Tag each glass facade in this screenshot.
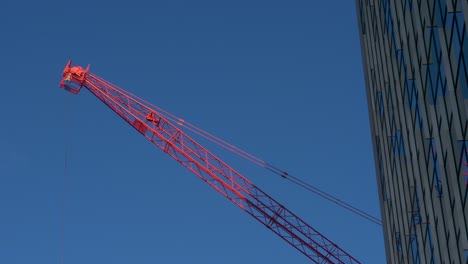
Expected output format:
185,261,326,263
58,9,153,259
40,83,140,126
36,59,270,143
355,1,468,263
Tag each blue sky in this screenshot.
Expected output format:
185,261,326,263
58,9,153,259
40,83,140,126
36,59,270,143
1,0,385,263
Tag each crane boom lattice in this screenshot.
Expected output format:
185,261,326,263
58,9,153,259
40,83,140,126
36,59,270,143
59,61,361,264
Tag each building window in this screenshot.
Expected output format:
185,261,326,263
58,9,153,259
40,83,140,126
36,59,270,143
395,232,403,253
446,12,468,98
428,139,443,197
392,131,405,157
405,0,413,11
406,79,418,109
457,141,468,186
410,234,420,264
412,188,421,225
382,0,393,36
377,91,384,116
424,25,448,105
406,79,423,129
463,150,468,186
426,224,435,264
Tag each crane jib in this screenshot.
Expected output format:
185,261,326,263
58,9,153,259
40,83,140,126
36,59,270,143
58,60,361,264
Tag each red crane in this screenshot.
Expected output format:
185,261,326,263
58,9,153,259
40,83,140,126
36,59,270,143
59,61,361,264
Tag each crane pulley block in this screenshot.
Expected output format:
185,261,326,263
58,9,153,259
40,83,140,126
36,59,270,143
60,60,90,95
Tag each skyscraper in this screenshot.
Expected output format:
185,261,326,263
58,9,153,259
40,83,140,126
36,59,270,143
355,1,468,263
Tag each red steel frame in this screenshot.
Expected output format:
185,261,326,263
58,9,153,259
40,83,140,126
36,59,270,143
59,61,361,264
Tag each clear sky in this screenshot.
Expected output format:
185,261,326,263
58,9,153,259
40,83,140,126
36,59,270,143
1,0,386,263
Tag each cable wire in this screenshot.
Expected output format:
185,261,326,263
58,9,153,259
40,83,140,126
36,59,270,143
105,84,382,226
61,93,71,264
